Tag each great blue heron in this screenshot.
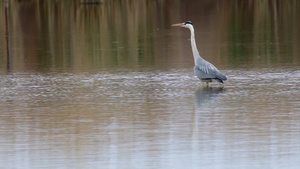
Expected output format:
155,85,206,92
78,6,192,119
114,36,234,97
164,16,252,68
172,21,227,87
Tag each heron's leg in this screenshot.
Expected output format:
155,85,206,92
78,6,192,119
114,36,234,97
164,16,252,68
206,82,209,88
201,81,205,87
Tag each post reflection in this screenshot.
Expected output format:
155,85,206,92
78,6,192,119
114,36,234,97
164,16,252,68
5,0,11,72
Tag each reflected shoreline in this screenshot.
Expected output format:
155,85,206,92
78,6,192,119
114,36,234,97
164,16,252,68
1,0,299,72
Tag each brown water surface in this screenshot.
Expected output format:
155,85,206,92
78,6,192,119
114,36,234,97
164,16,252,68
0,0,300,168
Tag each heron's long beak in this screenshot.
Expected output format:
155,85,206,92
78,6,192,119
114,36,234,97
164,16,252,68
171,23,184,27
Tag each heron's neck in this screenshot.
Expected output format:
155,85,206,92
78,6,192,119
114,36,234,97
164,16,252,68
190,27,202,64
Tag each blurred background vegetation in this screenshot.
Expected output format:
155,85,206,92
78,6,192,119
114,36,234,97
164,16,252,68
0,0,300,72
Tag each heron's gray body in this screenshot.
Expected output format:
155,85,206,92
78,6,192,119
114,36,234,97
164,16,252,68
172,21,227,85
194,58,227,83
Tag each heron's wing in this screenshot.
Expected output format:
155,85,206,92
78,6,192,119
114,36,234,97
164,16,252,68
194,60,227,81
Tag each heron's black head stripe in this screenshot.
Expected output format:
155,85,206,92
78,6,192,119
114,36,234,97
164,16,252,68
184,21,193,26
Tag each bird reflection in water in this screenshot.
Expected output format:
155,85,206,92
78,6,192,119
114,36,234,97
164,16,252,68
192,87,225,136
194,87,225,109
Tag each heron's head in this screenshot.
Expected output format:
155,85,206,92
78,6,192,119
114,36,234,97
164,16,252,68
172,21,193,29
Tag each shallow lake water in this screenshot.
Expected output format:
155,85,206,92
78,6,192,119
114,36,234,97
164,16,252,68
0,0,300,169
